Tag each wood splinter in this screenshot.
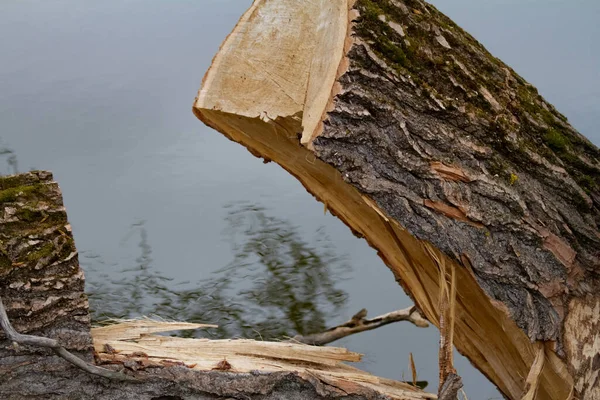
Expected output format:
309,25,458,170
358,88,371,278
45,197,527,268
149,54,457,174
521,343,546,400
426,243,463,400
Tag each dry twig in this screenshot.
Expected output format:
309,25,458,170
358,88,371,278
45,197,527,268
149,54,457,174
289,306,429,346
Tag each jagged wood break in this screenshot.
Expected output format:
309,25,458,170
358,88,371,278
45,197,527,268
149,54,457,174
0,172,433,400
193,1,600,399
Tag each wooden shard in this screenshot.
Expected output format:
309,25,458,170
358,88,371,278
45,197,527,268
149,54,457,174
92,320,435,400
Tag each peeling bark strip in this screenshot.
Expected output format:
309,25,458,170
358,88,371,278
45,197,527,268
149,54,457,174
1,171,434,399
193,0,599,398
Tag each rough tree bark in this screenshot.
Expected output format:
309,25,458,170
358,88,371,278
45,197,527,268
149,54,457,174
0,172,433,400
193,0,600,398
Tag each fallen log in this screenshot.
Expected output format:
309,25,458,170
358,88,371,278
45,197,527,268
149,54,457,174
193,1,600,398
0,171,434,399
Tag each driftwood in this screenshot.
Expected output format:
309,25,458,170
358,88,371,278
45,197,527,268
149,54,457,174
0,171,434,399
193,0,600,398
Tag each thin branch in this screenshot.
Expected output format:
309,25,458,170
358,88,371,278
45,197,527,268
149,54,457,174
289,306,429,346
0,296,136,382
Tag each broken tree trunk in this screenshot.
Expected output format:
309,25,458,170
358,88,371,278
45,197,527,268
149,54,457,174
0,171,434,400
193,1,600,398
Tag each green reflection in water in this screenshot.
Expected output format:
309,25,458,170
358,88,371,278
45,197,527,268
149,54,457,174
0,139,19,175
87,202,350,340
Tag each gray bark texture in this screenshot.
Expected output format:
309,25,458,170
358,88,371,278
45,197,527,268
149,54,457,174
0,172,400,400
316,0,599,344
0,171,91,356
311,0,599,396
1,366,390,400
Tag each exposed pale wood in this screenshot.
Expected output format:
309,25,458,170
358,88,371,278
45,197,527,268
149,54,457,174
92,320,436,400
193,0,600,398
94,327,363,366
92,319,217,342
197,0,351,145
521,343,545,400
410,352,418,388
430,243,458,395
563,296,600,398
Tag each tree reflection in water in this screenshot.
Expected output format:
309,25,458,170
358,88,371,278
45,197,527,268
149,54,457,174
0,139,19,175
87,203,349,340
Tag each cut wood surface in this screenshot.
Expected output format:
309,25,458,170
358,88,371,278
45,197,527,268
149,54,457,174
0,171,434,399
194,1,600,398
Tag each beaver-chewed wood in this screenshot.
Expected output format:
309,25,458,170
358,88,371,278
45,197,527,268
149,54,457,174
0,171,433,400
193,1,600,398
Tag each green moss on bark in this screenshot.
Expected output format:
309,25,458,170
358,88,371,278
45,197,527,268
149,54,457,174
16,208,44,223
25,242,55,263
0,183,52,205
0,185,38,204
354,0,598,198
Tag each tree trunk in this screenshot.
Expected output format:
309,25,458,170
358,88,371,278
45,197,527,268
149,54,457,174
193,1,600,398
0,171,433,400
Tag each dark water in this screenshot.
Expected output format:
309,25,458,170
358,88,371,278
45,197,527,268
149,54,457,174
1,1,598,398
